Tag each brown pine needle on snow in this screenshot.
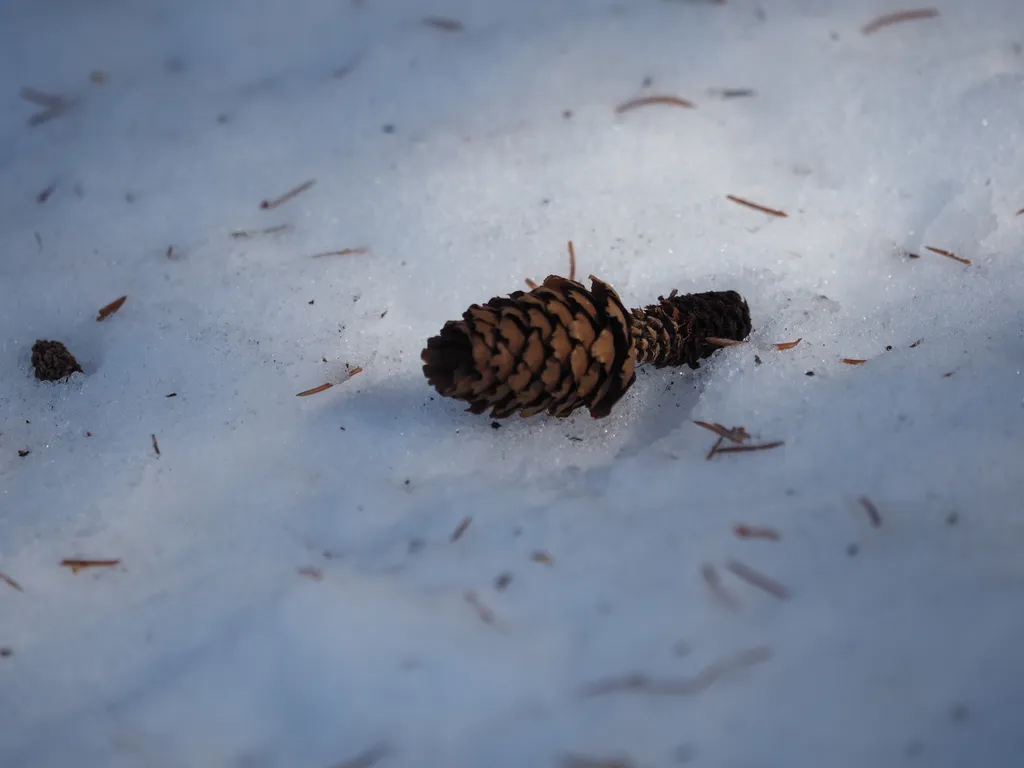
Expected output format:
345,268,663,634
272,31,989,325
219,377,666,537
713,441,784,455
693,421,750,444
463,590,498,625
775,338,802,350
310,247,369,258
726,194,788,217
19,86,63,108
297,382,333,397
734,524,781,541
842,358,868,365
861,9,939,35
859,496,882,527
705,436,725,460
706,336,745,347
615,95,695,113
260,179,316,210
450,516,472,541
296,367,362,397
423,16,464,32
96,295,127,321
531,550,554,565
61,559,121,574
924,245,971,265
726,559,790,600
579,646,772,697
230,224,292,239
1,572,24,592
701,563,739,607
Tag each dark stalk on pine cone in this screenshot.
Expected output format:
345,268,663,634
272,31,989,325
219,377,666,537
421,275,751,420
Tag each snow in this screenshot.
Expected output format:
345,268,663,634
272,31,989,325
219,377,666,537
2,0,1024,765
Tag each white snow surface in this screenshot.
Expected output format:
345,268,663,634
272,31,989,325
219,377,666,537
2,0,1024,766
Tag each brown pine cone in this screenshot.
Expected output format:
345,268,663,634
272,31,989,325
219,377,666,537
631,290,751,369
422,277,751,420
31,339,83,381
421,275,636,419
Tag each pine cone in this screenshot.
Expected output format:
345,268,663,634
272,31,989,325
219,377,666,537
631,290,751,369
422,275,636,419
31,339,83,381
422,277,751,420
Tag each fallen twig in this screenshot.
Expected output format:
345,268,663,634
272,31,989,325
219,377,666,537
151,433,161,457
861,8,939,35
96,295,127,322
734,524,781,541
310,247,369,258
726,194,788,217
230,224,292,239
701,563,739,607
1,572,24,592
615,94,695,113
693,421,749,444
713,441,784,455
260,179,316,210
451,516,472,542
859,496,882,527
579,645,772,697
424,16,464,32
726,559,790,600
924,245,971,265
61,559,121,574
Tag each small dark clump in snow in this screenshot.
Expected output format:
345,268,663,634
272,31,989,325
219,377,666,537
31,339,83,381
